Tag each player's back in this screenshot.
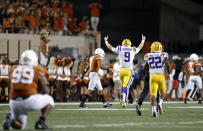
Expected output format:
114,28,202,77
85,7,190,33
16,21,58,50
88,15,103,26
0,64,9,76
188,61,201,75
10,65,43,99
89,55,102,73
145,52,168,74
118,46,136,69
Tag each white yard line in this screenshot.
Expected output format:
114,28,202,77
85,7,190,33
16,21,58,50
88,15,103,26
55,108,149,111
54,121,203,129
167,106,203,109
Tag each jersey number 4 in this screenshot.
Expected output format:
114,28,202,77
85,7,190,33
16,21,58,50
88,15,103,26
149,57,162,69
12,67,34,84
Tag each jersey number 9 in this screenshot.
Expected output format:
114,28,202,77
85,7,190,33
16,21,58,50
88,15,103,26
124,52,130,62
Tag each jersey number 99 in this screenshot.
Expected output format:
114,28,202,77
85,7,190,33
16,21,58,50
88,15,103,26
12,67,34,84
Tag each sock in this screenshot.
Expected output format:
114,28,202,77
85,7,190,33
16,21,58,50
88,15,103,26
137,101,142,106
159,99,163,105
80,95,83,101
121,86,124,100
39,116,46,122
152,106,156,113
99,94,106,103
123,87,127,96
82,94,89,103
185,89,191,98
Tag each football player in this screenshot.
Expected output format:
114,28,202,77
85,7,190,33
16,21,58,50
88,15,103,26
0,57,10,102
3,50,54,130
144,42,170,117
104,34,146,107
184,53,202,104
79,48,112,108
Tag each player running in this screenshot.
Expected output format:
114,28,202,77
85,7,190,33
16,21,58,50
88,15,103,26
79,48,112,108
144,42,170,117
184,53,202,104
104,34,146,107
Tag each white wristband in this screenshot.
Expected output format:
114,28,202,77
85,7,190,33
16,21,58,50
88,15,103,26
105,40,109,45
141,40,145,43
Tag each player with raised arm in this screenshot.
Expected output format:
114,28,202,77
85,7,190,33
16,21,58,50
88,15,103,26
144,42,170,117
104,34,146,107
3,50,54,130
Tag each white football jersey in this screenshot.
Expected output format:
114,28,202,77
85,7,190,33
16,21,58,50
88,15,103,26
112,46,139,69
0,64,9,77
145,52,168,74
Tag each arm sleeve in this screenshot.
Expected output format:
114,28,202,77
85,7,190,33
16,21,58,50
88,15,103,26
135,47,140,54
112,46,119,54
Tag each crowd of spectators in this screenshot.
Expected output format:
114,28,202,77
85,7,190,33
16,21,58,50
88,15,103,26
0,0,102,36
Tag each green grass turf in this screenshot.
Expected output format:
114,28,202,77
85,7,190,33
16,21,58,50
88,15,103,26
0,102,203,131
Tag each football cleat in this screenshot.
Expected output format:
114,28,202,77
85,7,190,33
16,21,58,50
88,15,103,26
184,98,187,104
103,103,112,108
158,104,163,115
152,111,158,117
136,104,142,116
198,100,202,104
79,103,87,108
3,114,11,130
35,120,52,130
120,93,126,107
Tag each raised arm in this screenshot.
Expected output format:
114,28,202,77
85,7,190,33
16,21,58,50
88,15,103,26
137,34,146,51
104,35,114,51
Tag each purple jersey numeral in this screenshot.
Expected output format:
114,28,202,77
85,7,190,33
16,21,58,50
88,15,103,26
124,52,130,62
149,56,162,69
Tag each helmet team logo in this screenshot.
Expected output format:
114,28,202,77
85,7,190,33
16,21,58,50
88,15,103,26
150,41,163,53
122,39,132,47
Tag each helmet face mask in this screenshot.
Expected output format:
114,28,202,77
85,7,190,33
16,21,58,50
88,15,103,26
122,39,132,47
150,42,163,53
20,50,38,66
190,53,199,61
95,48,105,58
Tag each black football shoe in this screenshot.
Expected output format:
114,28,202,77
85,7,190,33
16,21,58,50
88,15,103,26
35,120,52,130
79,103,87,108
3,113,11,130
103,103,112,108
136,103,142,116
198,100,202,104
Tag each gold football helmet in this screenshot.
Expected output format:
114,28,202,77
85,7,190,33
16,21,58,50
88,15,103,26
150,41,163,53
122,39,132,47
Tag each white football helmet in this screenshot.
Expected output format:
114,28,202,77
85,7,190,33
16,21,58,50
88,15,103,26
20,50,38,66
95,48,105,58
190,53,199,61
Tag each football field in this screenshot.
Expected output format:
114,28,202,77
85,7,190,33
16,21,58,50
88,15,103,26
0,101,203,131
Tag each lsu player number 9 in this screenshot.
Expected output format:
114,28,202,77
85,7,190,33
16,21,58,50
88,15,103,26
104,34,146,107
